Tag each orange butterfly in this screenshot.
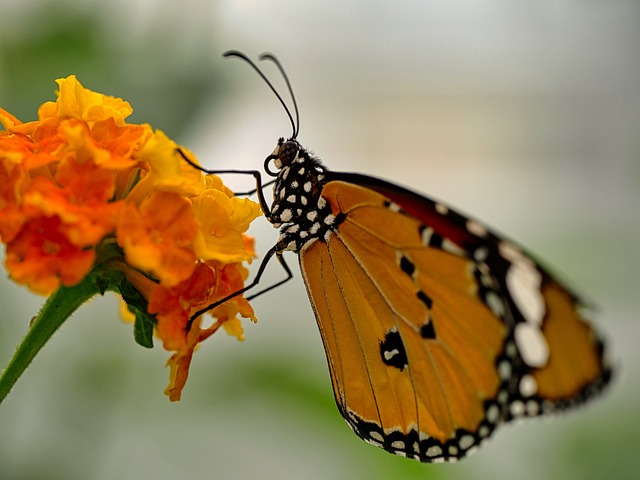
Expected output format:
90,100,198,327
187,51,613,463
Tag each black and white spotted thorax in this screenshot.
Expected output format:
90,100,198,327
266,138,342,253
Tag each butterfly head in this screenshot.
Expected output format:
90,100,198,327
264,137,301,175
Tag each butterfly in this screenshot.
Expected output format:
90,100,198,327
186,51,613,463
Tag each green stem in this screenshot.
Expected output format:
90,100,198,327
0,267,103,405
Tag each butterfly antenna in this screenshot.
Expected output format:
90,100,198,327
223,50,297,138
259,53,300,138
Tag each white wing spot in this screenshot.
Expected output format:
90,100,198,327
306,211,318,221
519,374,538,397
515,322,549,368
474,246,489,261
498,359,512,380
500,241,545,326
486,404,500,424
383,349,400,361
386,201,401,213
442,238,464,256
459,435,475,450
391,440,405,450
506,263,545,326
303,181,312,192
467,219,488,237
486,291,505,317
510,400,526,417
427,445,442,457
435,203,449,215
526,400,540,416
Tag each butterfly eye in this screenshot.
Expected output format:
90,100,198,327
278,140,299,167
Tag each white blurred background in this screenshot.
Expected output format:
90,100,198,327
0,1,638,479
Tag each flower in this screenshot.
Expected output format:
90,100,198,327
0,76,261,400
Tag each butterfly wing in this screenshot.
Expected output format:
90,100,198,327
298,176,611,463
332,172,612,415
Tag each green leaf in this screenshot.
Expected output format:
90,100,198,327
0,262,158,405
117,274,156,349
131,305,156,349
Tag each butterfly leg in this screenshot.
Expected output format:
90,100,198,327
175,148,273,218
188,246,292,324
245,251,293,301
233,179,276,197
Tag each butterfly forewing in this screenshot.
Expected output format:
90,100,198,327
299,181,515,461
528,281,610,408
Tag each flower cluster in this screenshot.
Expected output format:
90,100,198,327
0,76,261,400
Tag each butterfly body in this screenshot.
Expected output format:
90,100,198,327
266,140,336,252
262,136,612,463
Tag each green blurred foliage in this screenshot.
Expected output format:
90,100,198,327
0,6,225,138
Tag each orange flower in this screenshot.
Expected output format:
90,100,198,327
156,261,256,401
117,191,199,288
0,75,261,401
5,215,96,295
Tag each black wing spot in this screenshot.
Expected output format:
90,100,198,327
399,254,415,278
379,328,408,371
417,290,433,309
420,321,436,340
429,232,443,248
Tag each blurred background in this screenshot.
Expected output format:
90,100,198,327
0,1,638,479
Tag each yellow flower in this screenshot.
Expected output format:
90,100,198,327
192,188,262,263
0,75,261,400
